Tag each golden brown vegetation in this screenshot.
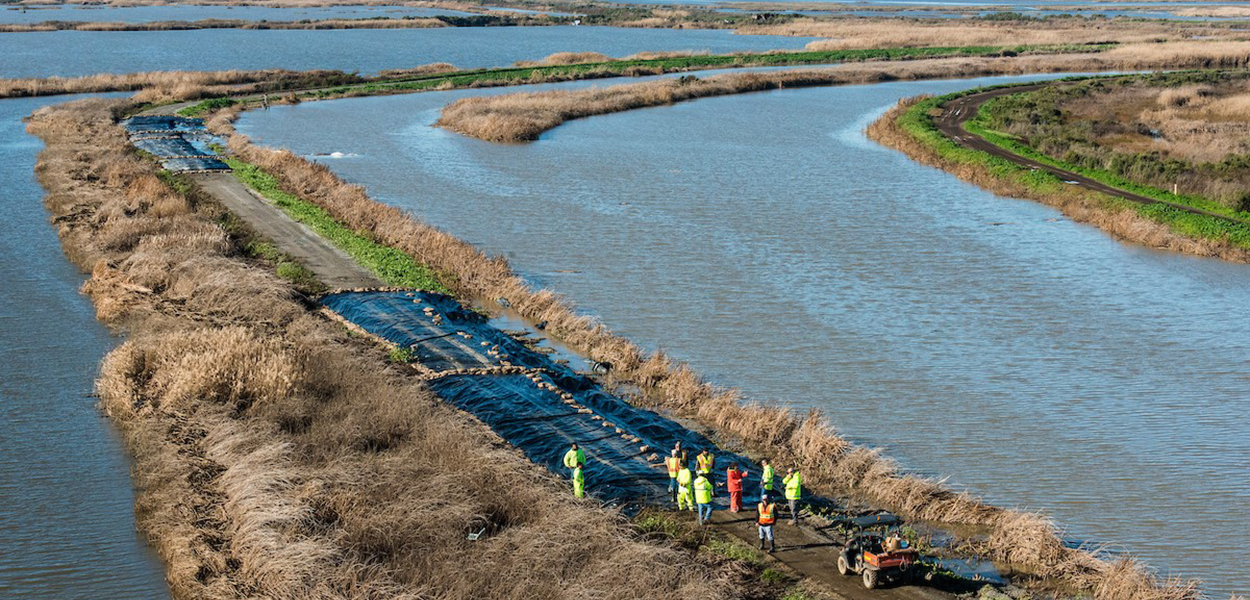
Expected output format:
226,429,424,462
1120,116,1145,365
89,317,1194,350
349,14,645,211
209,100,1202,598
0,68,363,102
739,17,1250,49
514,51,614,67
0,16,448,32
29,97,760,600
435,45,1250,143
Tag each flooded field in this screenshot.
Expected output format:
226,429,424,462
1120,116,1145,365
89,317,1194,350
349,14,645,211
0,27,813,79
238,72,1250,598
0,94,168,599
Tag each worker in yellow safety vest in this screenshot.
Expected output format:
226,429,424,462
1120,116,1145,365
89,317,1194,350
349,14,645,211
572,462,585,498
675,463,695,512
760,458,775,499
783,467,802,525
693,471,714,525
696,449,715,480
757,493,777,553
665,449,682,503
563,443,585,474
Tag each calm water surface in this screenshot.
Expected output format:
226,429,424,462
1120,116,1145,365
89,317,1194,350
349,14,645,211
0,94,169,599
0,27,813,78
239,72,1250,597
0,3,475,24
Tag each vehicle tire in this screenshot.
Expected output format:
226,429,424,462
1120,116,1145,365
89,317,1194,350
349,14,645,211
837,555,850,576
863,568,879,590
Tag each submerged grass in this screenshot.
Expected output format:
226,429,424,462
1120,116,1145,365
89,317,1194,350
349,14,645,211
224,156,448,292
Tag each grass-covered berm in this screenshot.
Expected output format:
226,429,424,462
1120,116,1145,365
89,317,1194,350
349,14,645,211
978,71,1250,213
207,91,1202,599
27,97,785,600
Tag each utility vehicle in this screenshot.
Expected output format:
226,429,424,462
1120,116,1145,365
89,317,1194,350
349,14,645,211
835,514,919,589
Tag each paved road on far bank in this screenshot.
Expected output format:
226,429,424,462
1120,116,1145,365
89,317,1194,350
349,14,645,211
936,83,1250,227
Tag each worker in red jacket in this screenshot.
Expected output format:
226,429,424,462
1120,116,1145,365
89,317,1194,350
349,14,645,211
725,463,747,512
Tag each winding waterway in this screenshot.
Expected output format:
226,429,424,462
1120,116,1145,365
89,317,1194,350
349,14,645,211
238,72,1250,598
0,26,822,599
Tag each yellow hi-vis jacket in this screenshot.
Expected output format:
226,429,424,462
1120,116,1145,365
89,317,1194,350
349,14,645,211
762,465,774,490
563,448,585,469
676,467,693,490
783,471,802,500
696,452,714,474
693,475,713,504
665,455,681,478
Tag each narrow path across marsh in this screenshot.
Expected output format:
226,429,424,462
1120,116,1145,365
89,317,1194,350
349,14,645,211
935,82,1250,227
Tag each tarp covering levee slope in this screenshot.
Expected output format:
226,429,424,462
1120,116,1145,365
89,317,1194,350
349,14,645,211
321,290,762,506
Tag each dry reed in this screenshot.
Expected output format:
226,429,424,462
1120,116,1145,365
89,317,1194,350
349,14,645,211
738,17,1250,49
208,90,1203,597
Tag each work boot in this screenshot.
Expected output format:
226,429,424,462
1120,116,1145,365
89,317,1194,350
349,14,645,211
769,541,776,553
758,540,765,550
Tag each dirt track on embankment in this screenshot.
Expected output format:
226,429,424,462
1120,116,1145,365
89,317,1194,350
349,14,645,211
935,82,1250,227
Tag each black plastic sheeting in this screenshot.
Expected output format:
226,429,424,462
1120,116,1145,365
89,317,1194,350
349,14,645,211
321,290,764,507
132,136,208,158
121,115,230,173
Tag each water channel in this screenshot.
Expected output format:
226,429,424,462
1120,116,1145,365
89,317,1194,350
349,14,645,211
0,26,814,79
237,71,1250,598
0,26,818,599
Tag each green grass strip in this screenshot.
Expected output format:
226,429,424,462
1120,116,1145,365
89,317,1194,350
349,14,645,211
223,156,449,292
896,81,1250,250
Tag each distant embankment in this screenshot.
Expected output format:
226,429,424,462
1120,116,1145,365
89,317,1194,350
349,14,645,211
436,42,1250,143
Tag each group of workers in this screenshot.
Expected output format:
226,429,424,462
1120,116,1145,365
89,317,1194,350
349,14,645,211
562,440,804,553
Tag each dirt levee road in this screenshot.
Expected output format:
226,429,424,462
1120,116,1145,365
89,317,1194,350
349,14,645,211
935,83,1250,226
194,172,380,289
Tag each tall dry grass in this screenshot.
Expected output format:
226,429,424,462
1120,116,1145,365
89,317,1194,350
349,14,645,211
209,92,1203,597
0,16,450,33
436,45,1250,143
29,97,755,600
514,52,614,67
0,68,364,101
738,17,1250,49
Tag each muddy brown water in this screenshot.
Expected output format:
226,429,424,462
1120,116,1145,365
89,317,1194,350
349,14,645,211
238,72,1250,598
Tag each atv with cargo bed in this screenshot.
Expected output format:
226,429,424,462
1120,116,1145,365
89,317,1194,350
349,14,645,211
835,514,920,589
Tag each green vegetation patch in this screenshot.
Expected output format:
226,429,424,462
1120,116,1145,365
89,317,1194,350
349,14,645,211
179,96,238,117
897,78,1250,251
223,156,448,292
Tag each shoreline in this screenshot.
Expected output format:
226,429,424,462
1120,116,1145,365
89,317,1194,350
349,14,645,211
203,89,1199,598
864,78,1250,263
22,61,1231,598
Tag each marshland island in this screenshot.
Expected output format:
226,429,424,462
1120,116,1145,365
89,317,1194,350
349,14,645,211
5,2,1249,600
